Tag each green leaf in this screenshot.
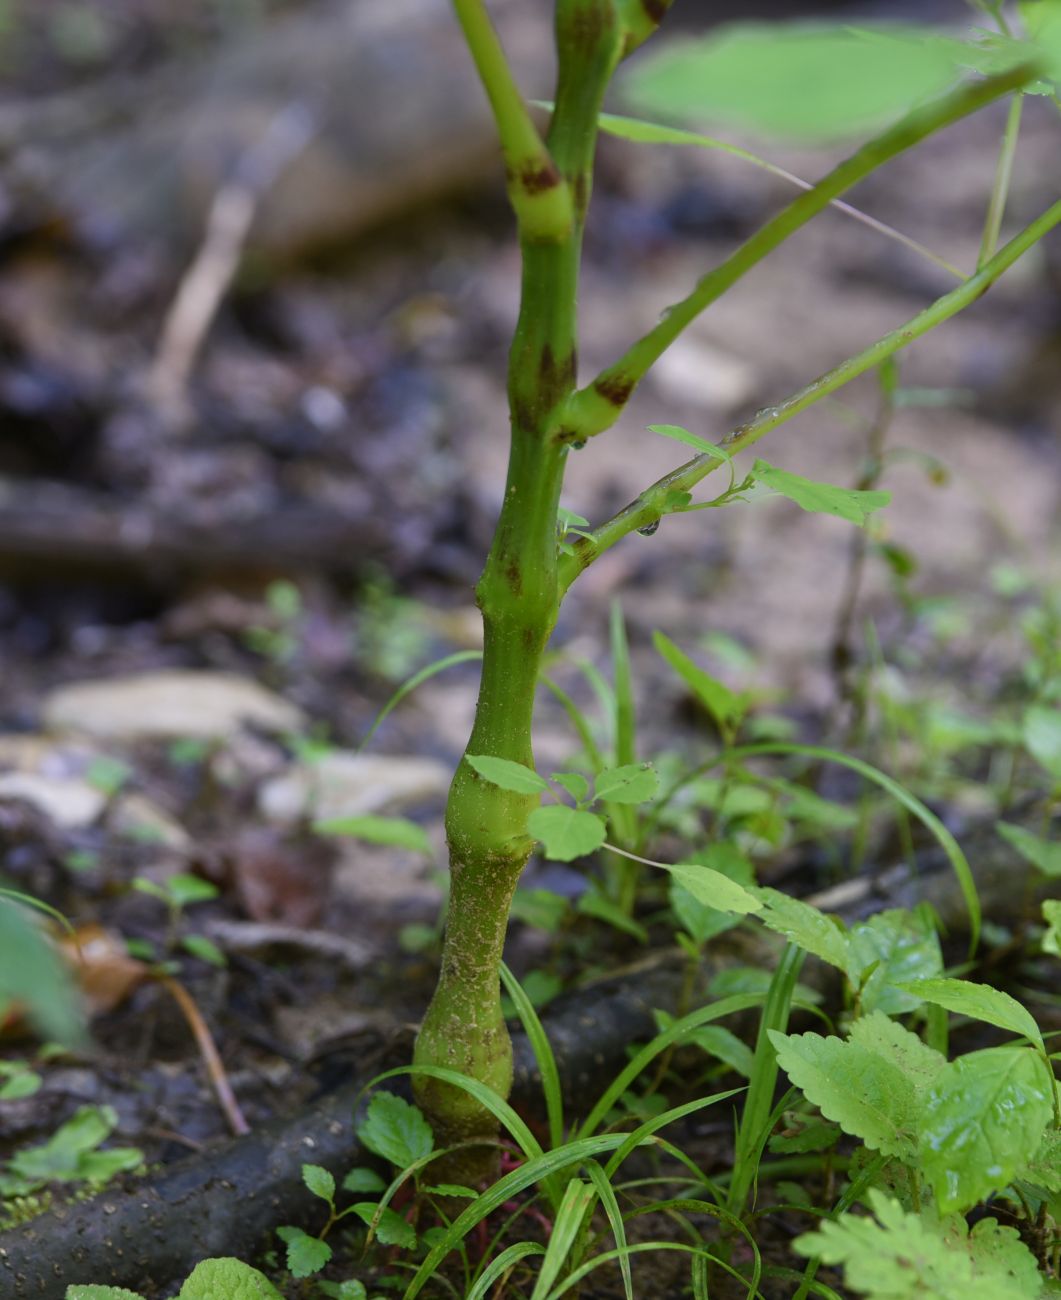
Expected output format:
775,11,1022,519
593,763,660,805
623,22,966,142
180,934,227,967
356,1092,434,1169
317,1284,368,1300
669,842,754,945
846,909,943,1015
301,1163,335,1204
276,1226,332,1279
754,887,850,970
648,423,732,462
769,1029,921,1158
919,1047,1055,1212
422,1183,478,1199
350,1202,417,1250
163,874,219,908
528,806,607,862
465,754,548,794
996,821,1061,877
1020,1125,1061,1193
66,1289,145,1300
576,885,648,942
662,863,761,916
847,1012,947,1094
1023,705,1061,778
178,1258,284,1300
342,1166,386,1194
0,897,84,1046
10,1105,118,1182
313,814,432,855
752,458,890,525
683,1024,756,1078
653,631,744,735
550,771,589,803
794,1189,1043,1300
510,887,568,933
897,976,1044,1051
0,1066,41,1100
1043,899,1061,958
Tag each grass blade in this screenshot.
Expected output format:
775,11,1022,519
529,1178,596,1300
358,650,482,750
466,1241,546,1300
584,1160,633,1300
501,963,564,1151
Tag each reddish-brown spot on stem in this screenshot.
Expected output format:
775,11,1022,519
594,373,635,407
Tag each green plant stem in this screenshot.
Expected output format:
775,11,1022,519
555,66,1034,443
414,0,622,1169
979,91,1024,267
451,0,573,242
558,193,1061,593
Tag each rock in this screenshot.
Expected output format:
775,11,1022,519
649,335,758,411
109,793,191,851
42,671,304,741
0,772,105,828
258,750,450,824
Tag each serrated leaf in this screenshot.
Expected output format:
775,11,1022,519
179,1257,284,1300
1023,705,1061,778
302,1163,335,1204
276,1226,332,1279
847,1012,947,1094
996,821,1061,877
528,806,607,862
794,1188,1043,1300
1020,1125,1061,1193
770,1029,919,1158
919,1047,1054,1213
356,1092,434,1169
769,1117,840,1154
653,631,743,735
846,910,943,1015
317,1284,367,1300
313,814,432,855
754,887,850,970
593,763,659,805
550,771,589,803
662,863,761,916
342,1166,386,1194
624,23,966,142
1043,899,1061,958
897,977,1044,1051
648,423,731,461
669,842,754,945
752,459,890,525
465,755,548,794
351,1202,417,1249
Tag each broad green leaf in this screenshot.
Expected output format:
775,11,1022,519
781,783,858,831
10,1105,118,1181
653,631,744,735
1043,899,1061,958
180,934,226,967
648,423,731,462
528,806,607,861
768,1116,840,1154
355,1092,434,1169
465,754,548,794
846,910,943,1015
66,1290,145,1300
662,863,761,916
670,841,754,945
1023,705,1061,779
165,874,219,907
752,459,890,525
996,821,1061,877
314,813,432,855
769,1029,919,1158
897,977,1044,1051
0,1069,41,1100
847,1013,947,1094
317,1283,368,1300
276,1226,332,1278
342,1166,385,1193
351,1202,417,1249
593,763,659,805
919,1047,1054,1212
794,1188,1043,1300
178,1258,284,1300
301,1163,335,1204
623,23,966,142
422,1183,478,1199
510,887,568,933
684,1024,756,1078
550,771,589,803
1020,1125,1061,1193
754,887,850,971
0,897,84,1046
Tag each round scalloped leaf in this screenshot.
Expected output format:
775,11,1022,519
66,1289,145,1300
178,1258,284,1300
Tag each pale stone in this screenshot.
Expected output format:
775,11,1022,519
110,793,191,850
258,750,451,824
649,336,757,411
42,671,304,741
0,772,105,828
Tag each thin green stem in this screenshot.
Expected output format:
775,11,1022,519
452,0,573,242
556,65,1035,443
558,193,1061,593
978,91,1023,267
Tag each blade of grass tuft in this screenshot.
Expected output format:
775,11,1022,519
530,1178,596,1300
465,1241,546,1300
584,1161,634,1300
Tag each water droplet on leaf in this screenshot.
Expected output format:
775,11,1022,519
637,519,660,537
570,439,587,450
